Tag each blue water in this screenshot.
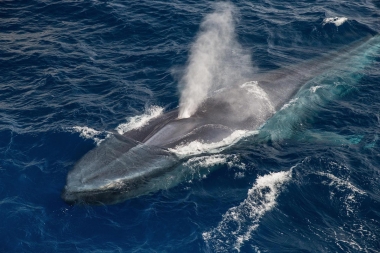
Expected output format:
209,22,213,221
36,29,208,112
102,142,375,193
1,0,380,252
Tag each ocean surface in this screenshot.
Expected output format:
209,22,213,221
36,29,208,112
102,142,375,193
1,0,380,252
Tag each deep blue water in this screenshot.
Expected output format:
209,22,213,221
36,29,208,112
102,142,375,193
1,0,380,252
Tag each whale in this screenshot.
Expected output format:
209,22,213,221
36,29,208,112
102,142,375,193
62,34,380,205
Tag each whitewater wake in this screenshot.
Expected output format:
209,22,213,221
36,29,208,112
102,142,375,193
203,168,293,252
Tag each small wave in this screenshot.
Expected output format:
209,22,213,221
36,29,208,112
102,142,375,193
227,155,247,178
279,97,299,111
317,172,365,216
317,172,365,195
71,126,110,145
183,155,229,180
323,17,348,27
310,85,324,93
183,154,247,179
115,106,164,135
169,130,257,158
184,155,228,168
203,169,293,252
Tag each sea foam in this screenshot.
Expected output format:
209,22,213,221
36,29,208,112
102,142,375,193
169,130,257,158
182,154,247,180
317,171,366,217
115,106,164,134
71,126,110,145
203,169,293,252
323,17,348,27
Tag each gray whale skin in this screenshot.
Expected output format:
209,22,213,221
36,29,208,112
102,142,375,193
62,35,379,205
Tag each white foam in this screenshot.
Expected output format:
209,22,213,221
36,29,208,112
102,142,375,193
169,130,257,158
279,97,299,111
184,155,228,168
317,172,365,195
182,155,229,179
234,172,245,179
227,155,246,170
317,172,365,216
203,169,293,252
72,126,110,145
323,17,348,27
310,85,323,93
115,106,164,134
182,154,247,180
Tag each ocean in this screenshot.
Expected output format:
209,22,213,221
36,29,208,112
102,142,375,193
1,0,380,252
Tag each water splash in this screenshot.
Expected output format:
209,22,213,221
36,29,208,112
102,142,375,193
115,106,164,134
169,130,256,158
71,126,110,145
203,169,293,252
322,17,348,27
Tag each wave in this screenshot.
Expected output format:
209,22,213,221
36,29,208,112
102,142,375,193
71,126,110,145
323,17,348,27
183,154,247,180
169,130,258,158
115,106,164,134
203,168,293,252
316,171,366,217
70,106,164,145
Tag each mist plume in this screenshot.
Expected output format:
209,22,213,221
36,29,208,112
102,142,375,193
178,2,253,119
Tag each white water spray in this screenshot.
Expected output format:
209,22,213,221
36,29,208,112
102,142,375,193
178,2,253,118
203,169,293,252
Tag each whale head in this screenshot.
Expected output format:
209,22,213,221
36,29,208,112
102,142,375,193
62,134,179,204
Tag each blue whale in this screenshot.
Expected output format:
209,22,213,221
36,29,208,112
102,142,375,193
62,35,379,204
